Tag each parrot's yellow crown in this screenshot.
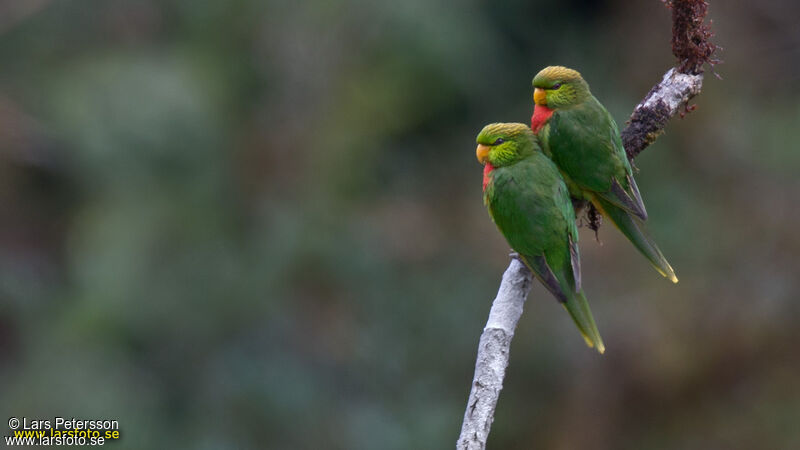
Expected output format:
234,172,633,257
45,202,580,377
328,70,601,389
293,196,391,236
535,66,584,83
479,123,532,140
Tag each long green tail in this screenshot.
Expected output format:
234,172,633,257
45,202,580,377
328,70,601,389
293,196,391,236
592,195,678,283
521,254,605,354
563,289,605,354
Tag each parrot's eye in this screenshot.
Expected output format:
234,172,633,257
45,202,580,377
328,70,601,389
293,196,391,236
493,138,505,145
551,82,562,89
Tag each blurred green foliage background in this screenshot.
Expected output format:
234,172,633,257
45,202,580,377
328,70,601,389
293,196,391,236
1,0,799,448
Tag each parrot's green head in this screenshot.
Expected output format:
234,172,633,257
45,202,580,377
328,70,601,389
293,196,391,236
475,123,538,167
532,66,591,109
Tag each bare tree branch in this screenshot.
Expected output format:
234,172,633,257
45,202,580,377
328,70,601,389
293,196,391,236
622,68,704,160
457,1,716,449
457,258,532,450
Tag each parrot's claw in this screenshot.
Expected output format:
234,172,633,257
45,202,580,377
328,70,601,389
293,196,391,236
587,204,603,243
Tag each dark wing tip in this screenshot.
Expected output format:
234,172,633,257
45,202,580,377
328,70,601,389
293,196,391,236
569,236,581,293
626,174,648,220
610,177,648,221
525,254,568,303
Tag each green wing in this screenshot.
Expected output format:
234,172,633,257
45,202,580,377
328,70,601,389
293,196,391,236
593,117,648,220
543,97,676,282
487,154,573,256
545,98,647,220
486,154,604,352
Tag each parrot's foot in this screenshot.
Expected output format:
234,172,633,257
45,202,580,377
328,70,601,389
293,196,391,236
587,204,603,243
571,198,589,215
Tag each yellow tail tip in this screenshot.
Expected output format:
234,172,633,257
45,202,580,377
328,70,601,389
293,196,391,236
580,334,605,354
658,266,678,283
665,263,678,283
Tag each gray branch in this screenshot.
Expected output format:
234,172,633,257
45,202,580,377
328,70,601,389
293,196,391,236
622,68,704,160
457,1,715,445
457,258,533,450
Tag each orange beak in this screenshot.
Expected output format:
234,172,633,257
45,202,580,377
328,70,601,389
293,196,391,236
533,87,547,106
476,144,490,164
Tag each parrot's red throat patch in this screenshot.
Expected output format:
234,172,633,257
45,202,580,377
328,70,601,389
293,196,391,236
482,163,494,191
531,105,554,133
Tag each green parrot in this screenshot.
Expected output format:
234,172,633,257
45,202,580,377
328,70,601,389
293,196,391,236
531,66,678,283
477,123,604,353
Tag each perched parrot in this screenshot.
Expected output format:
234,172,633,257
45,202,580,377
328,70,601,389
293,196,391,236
531,66,678,283
477,123,604,353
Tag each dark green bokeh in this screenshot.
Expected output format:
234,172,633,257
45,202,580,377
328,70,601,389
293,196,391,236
1,1,798,448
